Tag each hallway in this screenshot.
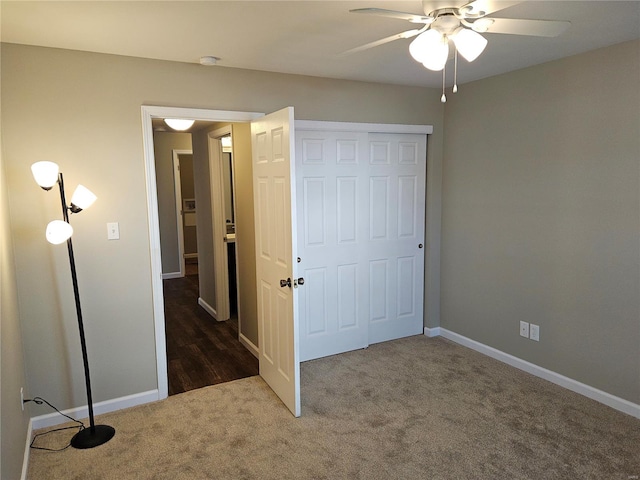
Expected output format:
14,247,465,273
163,268,258,395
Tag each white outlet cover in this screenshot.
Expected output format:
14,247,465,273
530,324,540,341
519,321,529,338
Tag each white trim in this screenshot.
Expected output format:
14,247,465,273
162,272,183,280
295,120,433,135
198,296,219,321
239,333,259,359
209,127,232,322
423,326,441,338
21,420,33,480
30,390,160,431
141,106,263,401
435,328,640,419
141,107,169,400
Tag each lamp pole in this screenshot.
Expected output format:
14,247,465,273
55,172,115,449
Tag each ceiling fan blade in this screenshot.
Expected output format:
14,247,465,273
340,29,424,56
457,0,521,17
350,8,434,24
484,18,571,37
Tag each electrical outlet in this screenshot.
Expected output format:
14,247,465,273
519,321,530,338
530,324,540,342
20,387,24,411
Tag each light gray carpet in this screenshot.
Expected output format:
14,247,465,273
27,336,640,479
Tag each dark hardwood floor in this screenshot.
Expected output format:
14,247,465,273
163,266,258,396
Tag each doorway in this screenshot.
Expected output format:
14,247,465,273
172,149,197,279
163,139,256,395
143,107,263,398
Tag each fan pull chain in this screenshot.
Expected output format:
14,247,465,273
453,48,458,93
441,66,446,103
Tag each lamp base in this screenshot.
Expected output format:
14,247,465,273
71,425,115,449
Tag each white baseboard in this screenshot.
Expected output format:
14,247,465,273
239,333,259,359
425,327,639,419
21,419,33,480
197,297,218,320
162,272,183,280
30,389,159,431
424,326,441,338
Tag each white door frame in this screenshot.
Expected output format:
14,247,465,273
208,126,232,322
141,106,263,400
172,149,193,278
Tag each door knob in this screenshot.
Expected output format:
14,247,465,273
294,277,305,288
280,278,292,288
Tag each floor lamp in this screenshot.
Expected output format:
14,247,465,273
31,161,115,449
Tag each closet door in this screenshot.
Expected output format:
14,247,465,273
296,130,370,361
366,133,426,344
297,127,427,361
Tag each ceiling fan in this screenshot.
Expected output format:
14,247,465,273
346,0,571,101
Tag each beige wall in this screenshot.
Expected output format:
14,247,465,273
153,131,193,274
441,40,640,403
1,42,443,412
1,117,31,479
191,127,216,314
232,123,259,346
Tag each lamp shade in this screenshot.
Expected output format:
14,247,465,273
452,28,488,62
164,118,195,131
46,220,73,244
70,184,97,211
409,29,449,71
31,161,60,189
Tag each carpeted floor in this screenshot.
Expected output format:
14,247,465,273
27,336,640,479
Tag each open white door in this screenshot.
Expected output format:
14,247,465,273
251,107,300,417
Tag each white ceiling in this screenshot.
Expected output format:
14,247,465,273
2,1,639,88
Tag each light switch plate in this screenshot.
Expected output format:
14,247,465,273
107,222,120,240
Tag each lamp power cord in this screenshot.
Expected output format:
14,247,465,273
24,396,86,451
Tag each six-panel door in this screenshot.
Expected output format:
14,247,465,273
252,107,300,417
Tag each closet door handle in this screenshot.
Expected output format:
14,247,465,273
280,278,292,288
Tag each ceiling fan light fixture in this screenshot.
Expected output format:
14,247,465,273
452,28,487,62
471,17,494,33
164,118,195,131
409,29,449,71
